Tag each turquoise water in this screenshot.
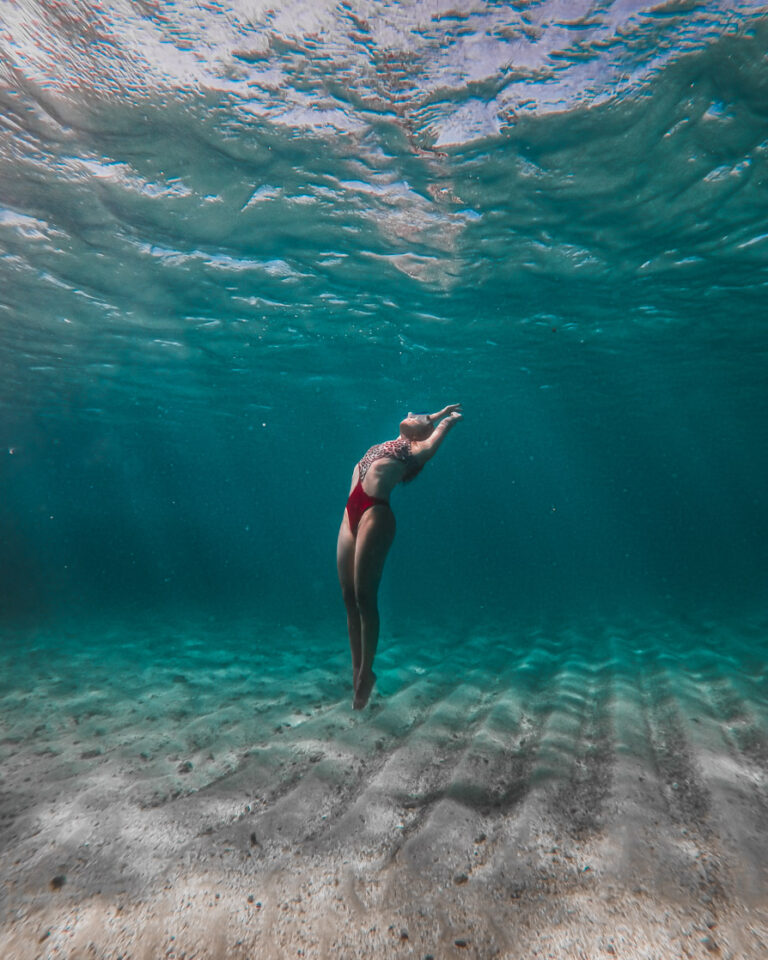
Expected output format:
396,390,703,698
2,5,768,627
2,4,768,955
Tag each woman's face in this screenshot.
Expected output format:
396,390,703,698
400,413,434,441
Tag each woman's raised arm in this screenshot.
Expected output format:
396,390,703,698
414,407,463,465
427,403,462,424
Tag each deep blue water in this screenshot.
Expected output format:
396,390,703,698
1,1,768,631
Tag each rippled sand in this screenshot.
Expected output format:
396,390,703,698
1,613,768,959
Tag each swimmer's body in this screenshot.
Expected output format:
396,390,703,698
336,404,463,709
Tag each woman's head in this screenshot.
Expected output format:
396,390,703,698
399,412,434,441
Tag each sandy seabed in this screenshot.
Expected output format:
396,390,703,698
1,612,768,960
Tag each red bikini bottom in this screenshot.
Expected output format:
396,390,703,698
345,480,389,536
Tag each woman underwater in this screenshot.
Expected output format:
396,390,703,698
337,404,463,709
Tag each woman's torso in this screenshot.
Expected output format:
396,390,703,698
350,438,421,500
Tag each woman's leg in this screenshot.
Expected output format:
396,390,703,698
336,515,361,686
353,505,396,709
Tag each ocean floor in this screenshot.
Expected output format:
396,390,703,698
1,612,768,959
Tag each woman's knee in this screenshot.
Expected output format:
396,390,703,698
355,588,378,616
341,585,357,610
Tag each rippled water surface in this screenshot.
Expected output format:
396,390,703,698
1,1,768,622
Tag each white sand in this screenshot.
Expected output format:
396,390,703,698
1,614,768,958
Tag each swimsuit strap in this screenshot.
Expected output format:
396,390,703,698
357,437,421,482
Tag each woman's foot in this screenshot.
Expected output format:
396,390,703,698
353,670,376,710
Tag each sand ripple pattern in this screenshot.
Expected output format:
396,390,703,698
2,613,768,957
